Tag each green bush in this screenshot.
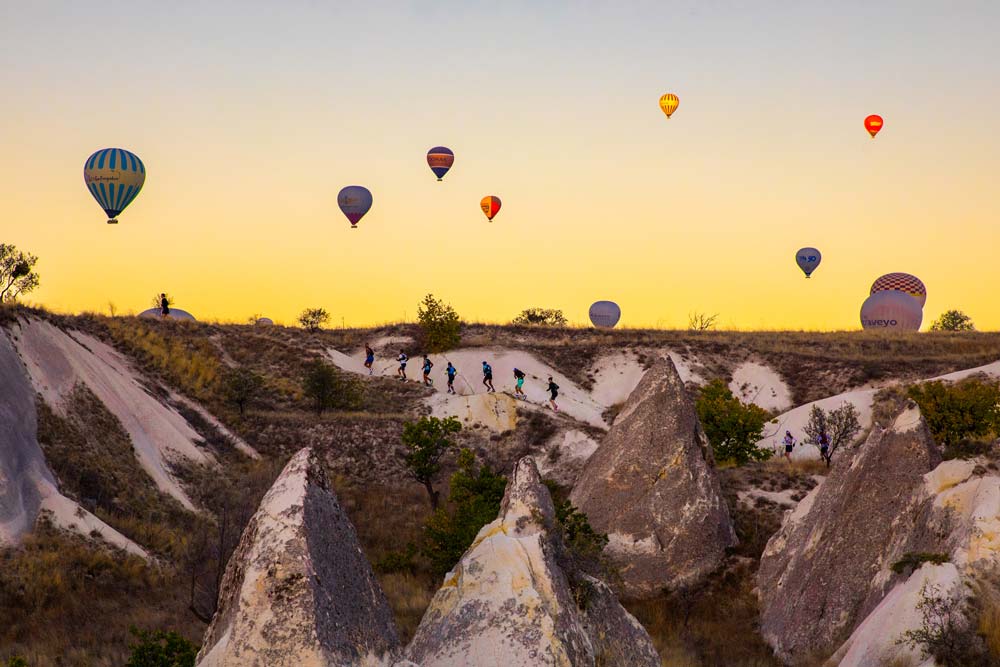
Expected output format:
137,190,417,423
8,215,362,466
891,552,950,575
512,308,567,327
125,628,197,667
402,416,462,509
297,307,330,332
696,379,773,465
422,449,507,576
417,294,461,352
302,360,361,414
907,379,1000,449
931,310,976,332
6,658,29,667
222,366,264,417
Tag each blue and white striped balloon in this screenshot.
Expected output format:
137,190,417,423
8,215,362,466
84,148,146,224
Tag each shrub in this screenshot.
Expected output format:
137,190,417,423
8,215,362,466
422,449,507,576
931,310,976,332
302,360,361,414
417,294,461,352
402,416,462,509
696,379,773,465
802,402,862,467
897,582,990,666
297,308,330,332
6,658,28,667
512,308,567,327
908,379,1000,449
222,366,264,417
0,243,40,303
891,552,950,576
125,628,198,667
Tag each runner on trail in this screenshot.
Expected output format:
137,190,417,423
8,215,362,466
364,344,375,376
547,377,559,412
513,367,526,398
782,430,796,463
159,293,170,317
446,362,457,395
818,431,831,465
397,351,408,381
482,361,495,393
422,355,434,386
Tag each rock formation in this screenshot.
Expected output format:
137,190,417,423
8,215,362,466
196,448,400,667
570,357,736,598
757,402,943,663
406,456,660,667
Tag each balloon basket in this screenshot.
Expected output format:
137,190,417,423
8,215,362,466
107,219,118,225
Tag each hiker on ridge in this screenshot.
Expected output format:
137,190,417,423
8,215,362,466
159,293,170,317
482,361,495,393
422,355,434,386
364,344,375,376
397,351,408,381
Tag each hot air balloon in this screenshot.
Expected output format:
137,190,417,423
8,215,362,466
871,273,926,307
426,147,454,181
659,93,679,119
480,196,501,222
864,115,884,138
795,247,822,278
338,186,373,229
589,301,621,328
860,291,922,332
83,148,146,224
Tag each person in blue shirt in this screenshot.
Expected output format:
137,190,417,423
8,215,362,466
482,361,495,393
513,368,526,398
364,344,375,376
422,355,434,386
446,362,457,394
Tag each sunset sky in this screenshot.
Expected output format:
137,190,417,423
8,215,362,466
3,2,999,329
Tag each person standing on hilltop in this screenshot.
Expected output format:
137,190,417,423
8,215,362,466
482,361,495,393
513,367,527,399
159,293,170,317
782,430,797,463
422,355,434,386
364,344,375,376
397,351,408,381
547,377,560,412
446,362,457,395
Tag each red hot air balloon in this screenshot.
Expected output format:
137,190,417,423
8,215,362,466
864,115,884,138
480,196,501,222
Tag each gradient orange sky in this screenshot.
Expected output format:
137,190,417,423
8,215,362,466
3,2,999,329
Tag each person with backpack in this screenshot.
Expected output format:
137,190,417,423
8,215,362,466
422,355,434,386
397,351,408,381
482,361,495,393
159,293,170,317
513,367,526,398
446,362,457,395
547,377,559,412
818,431,831,466
782,430,796,463
364,344,375,376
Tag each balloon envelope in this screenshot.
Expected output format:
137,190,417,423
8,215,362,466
659,93,679,119
480,196,501,221
256,317,274,326
338,186,373,228
864,114,884,138
426,146,454,181
871,273,926,307
139,308,196,322
860,292,922,332
795,247,822,278
589,301,621,328
84,148,146,223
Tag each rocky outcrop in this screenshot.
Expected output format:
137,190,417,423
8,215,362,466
757,403,944,663
569,357,736,598
196,448,400,667
406,457,660,667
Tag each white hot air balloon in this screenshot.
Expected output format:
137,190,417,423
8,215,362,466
589,301,621,328
795,247,822,278
256,317,274,326
860,291,922,332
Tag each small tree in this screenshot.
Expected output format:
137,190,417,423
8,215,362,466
696,379,772,464
298,308,330,332
402,416,462,509
150,293,175,309
512,308,568,327
302,360,359,414
897,583,989,666
223,366,264,417
688,311,719,332
908,379,1000,448
0,244,40,303
125,628,198,667
803,402,863,467
417,294,461,352
931,310,976,332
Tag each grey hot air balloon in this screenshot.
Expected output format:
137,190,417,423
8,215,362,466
795,247,822,278
589,301,621,328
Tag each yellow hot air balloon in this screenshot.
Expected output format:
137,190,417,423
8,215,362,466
659,93,679,119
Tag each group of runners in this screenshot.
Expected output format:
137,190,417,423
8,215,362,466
363,344,560,411
781,429,831,463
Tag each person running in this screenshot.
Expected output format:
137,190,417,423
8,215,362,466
782,430,797,463
422,355,434,386
482,361,495,393
397,351,408,381
818,431,831,465
446,362,457,394
513,367,526,398
547,376,560,412
159,293,170,317
364,344,375,376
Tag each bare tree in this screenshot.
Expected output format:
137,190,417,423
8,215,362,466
687,311,719,332
803,402,862,467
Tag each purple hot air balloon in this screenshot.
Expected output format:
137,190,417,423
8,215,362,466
338,185,373,229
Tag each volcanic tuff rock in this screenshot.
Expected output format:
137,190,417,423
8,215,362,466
406,456,660,667
757,402,943,663
196,448,400,667
569,357,736,598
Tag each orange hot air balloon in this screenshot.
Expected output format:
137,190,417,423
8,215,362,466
480,196,501,222
864,114,884,138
